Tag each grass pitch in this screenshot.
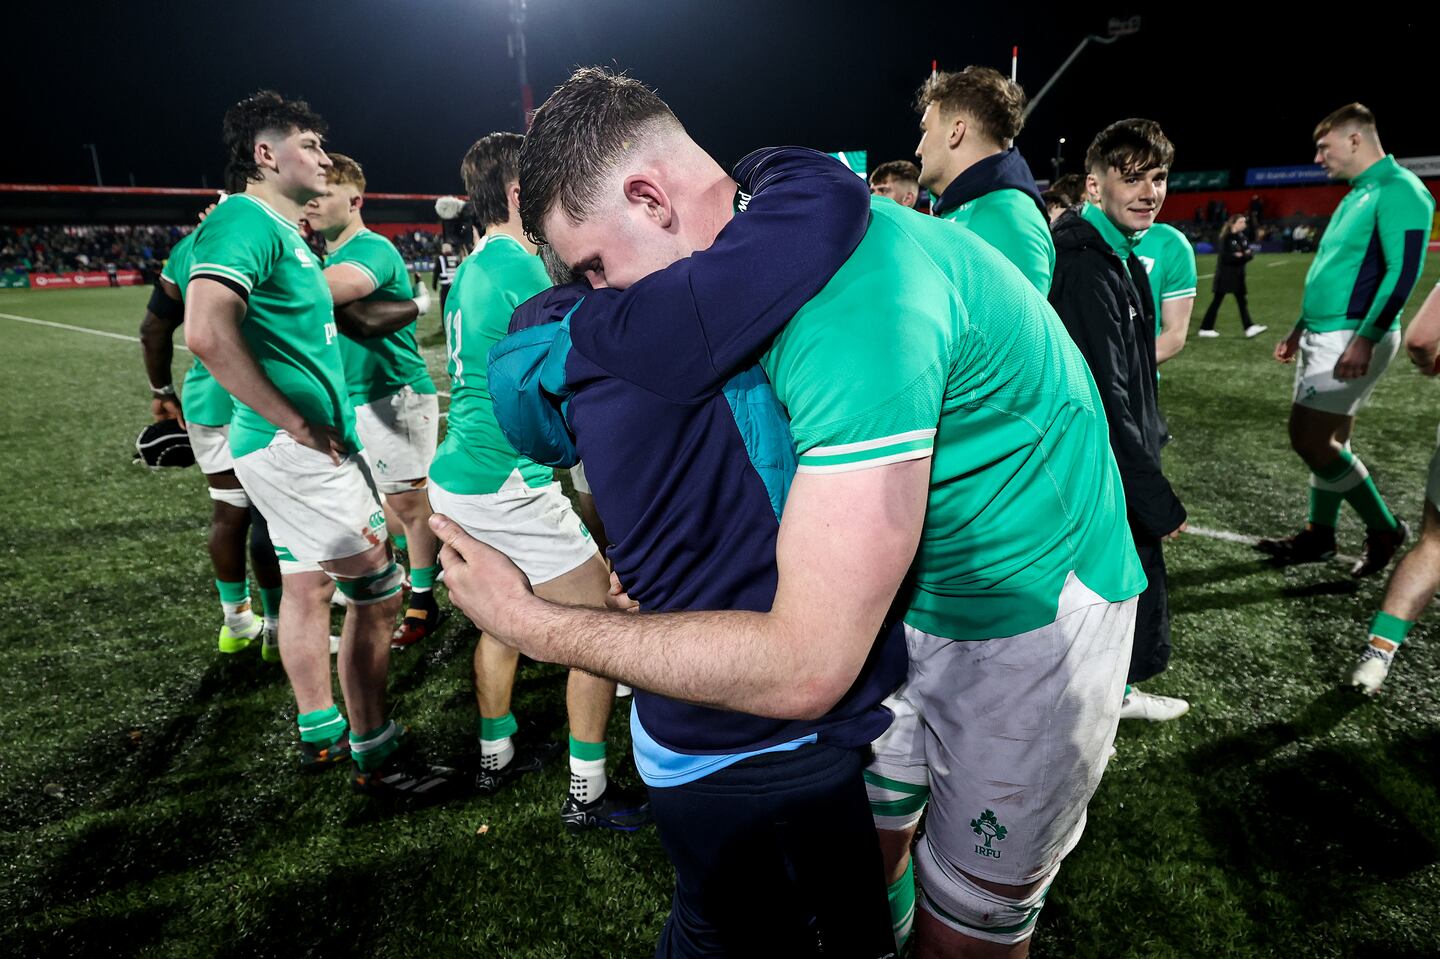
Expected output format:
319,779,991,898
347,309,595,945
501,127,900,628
3,253,1440,957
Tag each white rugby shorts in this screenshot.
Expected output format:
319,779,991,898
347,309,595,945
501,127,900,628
428,479,597,586
355,386,440,494
233,433,386,573
866,575,1135,888
186,422,234,476
1293,328,1400,416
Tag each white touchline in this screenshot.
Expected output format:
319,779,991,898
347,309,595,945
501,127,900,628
1187,524,1359,565
0,311,190,350
1197,273,1214,280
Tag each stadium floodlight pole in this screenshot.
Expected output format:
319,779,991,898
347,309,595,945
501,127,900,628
1023,16,1140,119
82,143,102,186
506,0,533,130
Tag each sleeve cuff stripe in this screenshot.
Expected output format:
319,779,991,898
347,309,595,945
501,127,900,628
190,263,253,291
1161,288,1197,300
338,260,380,287
797,439,935,473
802,428,937,457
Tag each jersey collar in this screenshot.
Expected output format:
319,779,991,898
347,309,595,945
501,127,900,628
1081,201,1137,258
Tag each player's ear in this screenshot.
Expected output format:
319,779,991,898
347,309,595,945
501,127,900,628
948,115,966,149
254,138,277,174
508,182,522,217
623,174,672,229
1085,171,1101,203
351,194,364,213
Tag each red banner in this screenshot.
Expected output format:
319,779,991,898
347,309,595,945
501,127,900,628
29,270,142,290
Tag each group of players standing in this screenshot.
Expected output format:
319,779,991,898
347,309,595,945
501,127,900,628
139,63,1435,958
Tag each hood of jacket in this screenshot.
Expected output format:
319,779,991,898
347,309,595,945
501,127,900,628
933,147,1046,219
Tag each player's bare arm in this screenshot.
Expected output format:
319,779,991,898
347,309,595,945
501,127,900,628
434,457,930,719
184,277,344,462
139,276,186,424
1156,297,1192,364
322,262,377,307
1404,283,1440,374
1275,325,1302,363
334,297,420,338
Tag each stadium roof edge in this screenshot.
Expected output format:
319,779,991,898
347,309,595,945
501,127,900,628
0,184,446,202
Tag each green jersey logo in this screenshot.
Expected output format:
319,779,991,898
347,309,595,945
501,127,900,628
971,809,1008,859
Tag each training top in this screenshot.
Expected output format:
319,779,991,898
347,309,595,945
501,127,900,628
326,228,436,404
1134,223,1198,334
932,147,1055,294
1300,155,1435,340
428,234,553,495
188,194,356,457
162,231,232,429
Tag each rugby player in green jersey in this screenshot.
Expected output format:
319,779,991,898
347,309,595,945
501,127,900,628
140,207,284,660
1260,103,1435,577
1134,221,1202,365
914,66,1055,293
436,67,1144,957
428,133,644,830
302,154,446,648
186,91,453,798
1352,281,1440,693
868,160,920,208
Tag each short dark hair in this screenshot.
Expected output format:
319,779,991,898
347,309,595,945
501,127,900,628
1314,102,1376,141
1085,119,1174,175
519,66,681,244
221,90,328,187
870,160,920,186
461,133,524,228
1049,173,1085,208
915,66,1027,143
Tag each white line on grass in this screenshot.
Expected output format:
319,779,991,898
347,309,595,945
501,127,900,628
0,311,188,350
1188,523,1360,565
1,310,453,400
1197,273,1214,280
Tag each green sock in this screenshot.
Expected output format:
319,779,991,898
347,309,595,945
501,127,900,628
1123,683,1133,703
260,586,283,618
215,579,249,606
392,533,408,552
568,735,607,803
1308,451,1353,528
1343,474,1399,532
1369,611,1415,648
350,720,403,772
411,565,437,592
887,857,916,950
297,705,346,747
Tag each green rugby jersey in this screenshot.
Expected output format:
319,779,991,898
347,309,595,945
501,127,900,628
761,198,1145,641
325,228,437,403
1134,223,1198,335
188,193,357,458
429,234,553,495
1300,155,1435,340
939,188,1056,294
161,231,234,429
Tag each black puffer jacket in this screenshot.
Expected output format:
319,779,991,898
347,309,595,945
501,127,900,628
1214,230,1254,296
1049,209,1187,540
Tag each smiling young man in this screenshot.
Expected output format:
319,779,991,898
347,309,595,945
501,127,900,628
915,66,1054,293
1258,103,1434,577
1049,119,1190,725
302,153,445,648
437,66,1144,958
185,91,453,798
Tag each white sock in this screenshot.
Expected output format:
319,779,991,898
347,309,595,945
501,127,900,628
480,737,514,772
222,599,257,633
569,754,607,803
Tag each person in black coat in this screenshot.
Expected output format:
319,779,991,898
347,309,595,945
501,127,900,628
1049,118,1190,723
1197,213,1267,338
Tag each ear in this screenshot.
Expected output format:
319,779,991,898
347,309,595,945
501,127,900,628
253,138,278,175
508,182,522,216
1085,172,1101,203
623,174,672,229
948,115,967,150
351,194,364,213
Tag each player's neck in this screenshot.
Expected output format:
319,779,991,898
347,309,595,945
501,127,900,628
245,179,310,224
484,218,535,254
1350,147,1386,181
326,216,365,252
694,173,739,249
947,140,1003,187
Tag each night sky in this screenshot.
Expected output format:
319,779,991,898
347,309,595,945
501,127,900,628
7,2,1437,193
